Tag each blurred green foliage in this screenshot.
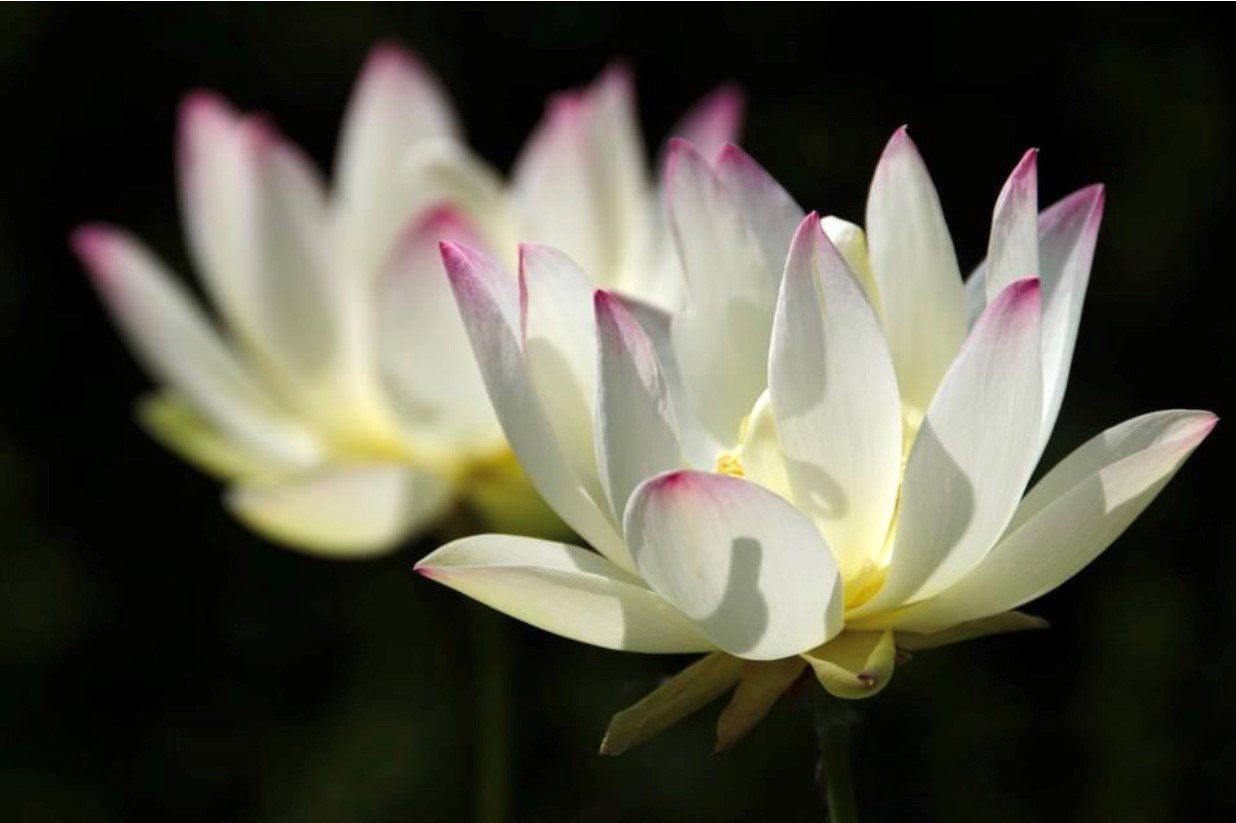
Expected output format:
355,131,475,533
1,4,1231,821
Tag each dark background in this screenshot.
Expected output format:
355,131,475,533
2,3,1232,821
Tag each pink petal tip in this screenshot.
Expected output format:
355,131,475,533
69,223,122,282
405,203,477,247
1012,147,1039,178
362,39,426,78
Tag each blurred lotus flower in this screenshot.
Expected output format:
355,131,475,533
403,61,742,312
417,130,1215,753
72,43,740,558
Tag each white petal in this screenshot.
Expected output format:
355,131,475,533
963,184,1105,449
624,471,843,660
667,140,778,447
375,206,503,456
520,244,604,498
510,65,647,289
1036,184,1105,447
964,262,988,328
820,216,882,313
893,610,1048,650
73,225,319,467
737,390,792,502
864,127,966,420
177,93,339,389
416,535,714,653
1009,409,1210,533
855,278,1043,614
136,391,285,481
227,463,452,557
985,149,1040,300
666,84,744,160
770,214,902,578
582,64,649,274
441,242,632,570
401,137,513,251
594,291,684,520
614,295,717,466
879,411,1216,631
714,144,804,277
334,43,460,273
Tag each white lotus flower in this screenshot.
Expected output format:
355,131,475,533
73,43,739,557
417,129,1215,752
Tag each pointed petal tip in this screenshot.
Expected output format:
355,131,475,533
407,202,473,239
595,58,635,92
713,140,749,166
1186,411,1219,443
178,88,233,122
879,124,921,162
706,82,744,108
70,224,126,287
695,83,745,129
663,138,710,198
438,240,500,294
593,288,645,343
983,277,1042,332
1090,183,1107,214
1064,182,1107,214
412,558,453,583
399,203,481,255
646,469,691,492
666,135,697,159
237,112,283,152
69,222,114,262
543,89,587,125
783,211,824,265
176,89,237,166
438,240,474,282
1024,614,1051,630
1012,147,1039,178
597,709,639,757
361,39,428,81
516,242,579,283
794,209,822,236
1009,275,1042,300
516,241,550,268
592,287,620,315
671,83,745,157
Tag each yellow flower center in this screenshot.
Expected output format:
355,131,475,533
714,452,745,477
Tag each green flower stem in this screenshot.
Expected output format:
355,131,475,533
470,601,512,823
810,689,860,823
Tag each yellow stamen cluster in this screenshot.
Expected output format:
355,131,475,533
714,452,745,477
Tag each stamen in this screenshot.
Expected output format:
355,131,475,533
714,452,745,477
